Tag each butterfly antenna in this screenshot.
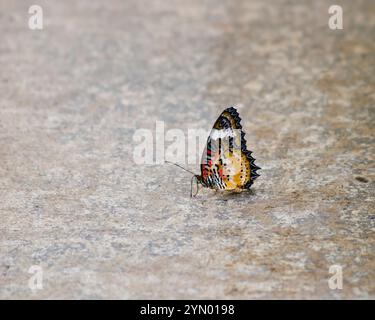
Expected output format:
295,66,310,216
165,161,196,176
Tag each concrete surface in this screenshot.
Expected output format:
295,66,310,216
0,0,374,299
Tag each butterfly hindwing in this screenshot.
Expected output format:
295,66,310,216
200,107,260,190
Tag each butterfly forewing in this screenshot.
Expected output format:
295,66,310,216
200,107,260,190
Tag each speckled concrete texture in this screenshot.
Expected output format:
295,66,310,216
0,0,374,299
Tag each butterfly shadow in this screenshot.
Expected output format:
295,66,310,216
195,188,257,202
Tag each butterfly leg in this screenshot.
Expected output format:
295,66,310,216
190,175,200,197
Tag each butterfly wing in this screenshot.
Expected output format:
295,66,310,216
200,107,260,190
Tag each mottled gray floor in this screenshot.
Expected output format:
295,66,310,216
0,0,374,299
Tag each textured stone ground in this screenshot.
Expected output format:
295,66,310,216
0,0,374,299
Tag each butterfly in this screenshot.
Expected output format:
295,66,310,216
167,107,260,197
